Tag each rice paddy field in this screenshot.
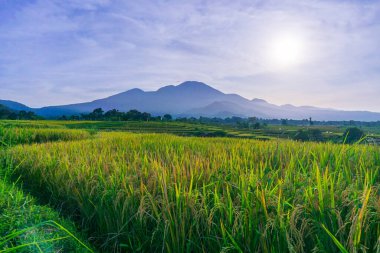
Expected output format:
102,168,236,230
0,120,379,252
0,125,94,252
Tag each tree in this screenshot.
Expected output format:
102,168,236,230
88,108,104,120
293,129,324,142
0,104,12,119
309,129,323,141
69,115,80,120
63,109,160,121
141,112,151,121
18,110,39,120
58,115,68,120
125,109,142,121
104,109,122,121
294,130,309,141
0,104,41,120
343,127,365,144
163,114,172,121
248,117,258,129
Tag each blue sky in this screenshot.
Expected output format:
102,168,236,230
1,0,380,111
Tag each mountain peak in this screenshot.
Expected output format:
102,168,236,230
252,98,267,103
176,81,222,93
157,85,175,92
156,81,222,95
126,88,144,93
106,88,144,100
178,81,209,87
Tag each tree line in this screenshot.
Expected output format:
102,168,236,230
58,108,173,121
0,104,370,144
0,104,41,120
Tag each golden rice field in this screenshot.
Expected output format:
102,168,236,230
0,126,96,252
3,131,380,253
0,127,91,147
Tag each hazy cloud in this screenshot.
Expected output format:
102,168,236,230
0,0,379,111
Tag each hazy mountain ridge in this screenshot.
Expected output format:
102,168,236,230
1,81,380,121
0,100,32,111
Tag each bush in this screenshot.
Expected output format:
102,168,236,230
343,127,365,144
293,129,324,142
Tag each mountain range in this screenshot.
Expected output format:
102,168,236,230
1,81,380,121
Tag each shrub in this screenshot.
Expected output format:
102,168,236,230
343,127,365,144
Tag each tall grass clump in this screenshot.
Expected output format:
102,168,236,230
0,174,94,252
5,132,380,252
0,120,66,129
0,127,91,147
0,126,94,252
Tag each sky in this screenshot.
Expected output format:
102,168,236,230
1,0,380,111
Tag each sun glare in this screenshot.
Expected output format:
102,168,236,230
269,33,306,68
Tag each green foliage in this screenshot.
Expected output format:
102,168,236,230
0,105,41,120
0,120,379,252
0,154,93,253
0,127,91,147
0,180,93,252
0,125,94,252
293,128,324,142
193,130,227,137
162,114,172,121
343,127,365,144
4,132,380,252
74,108,156,121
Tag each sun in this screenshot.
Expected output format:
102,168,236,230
268,33,306,68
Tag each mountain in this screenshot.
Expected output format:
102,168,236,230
35,81,247,117
0,100,32,111
1,81,380,121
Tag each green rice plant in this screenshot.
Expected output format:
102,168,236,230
4,132,380,252
0,127,91,147
321,224,348,253
0,179,94,252
0,120,66,129
0,220,93,253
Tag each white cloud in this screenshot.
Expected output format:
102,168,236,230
0,0,379,111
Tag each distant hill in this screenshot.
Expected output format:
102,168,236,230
1,81,380,121
0,100,32,111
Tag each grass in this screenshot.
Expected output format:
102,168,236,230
0,120,66,129
0,176,94,252
0,127,94,253
0,127,92,147
3,132,379,252
64,121,249,137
